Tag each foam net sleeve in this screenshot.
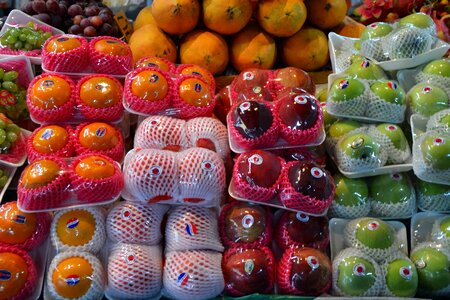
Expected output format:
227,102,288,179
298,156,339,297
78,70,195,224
134,115,187,150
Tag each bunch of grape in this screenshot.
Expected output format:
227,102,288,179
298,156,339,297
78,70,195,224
0,70,28,122
20,0,69,30
0,22,52,51
0,116,21,154
0,168,9,188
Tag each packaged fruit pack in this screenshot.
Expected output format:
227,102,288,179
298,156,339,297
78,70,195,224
123,65,216,119
135,115,229,161
41,34,132,76
0,10,64,64
326,60,407,123
326,120,412,177
0,165,16,202
0,201,51,300
27,122,125,163
229,150,335,216
0,113,28,167
329,171,416,220
17,154,124,212
27,73,124,124
415,176,450,213
122,147,226,207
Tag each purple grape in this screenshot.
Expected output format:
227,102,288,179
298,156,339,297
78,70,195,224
84,6,99,17
111,24,119,37
32,0,47,14
84,26,97,37
99,12,112,24
60,1,69,7
21,2,35,15
99,8,113,16
73,15,83,25
33,13,51,24
90,16,103,28
80,18,91,29
98,23,112,35
68,4,83,17
58,4,68,16
69,24,82,34
46,0,59,12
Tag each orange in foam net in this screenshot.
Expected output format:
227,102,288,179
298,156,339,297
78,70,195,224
32,125,69,154
131,69,169,102
75,155,115,180
80,77,121,109
78,123,119,151
29,75,71,110
45,36,82,53
21,159,61,189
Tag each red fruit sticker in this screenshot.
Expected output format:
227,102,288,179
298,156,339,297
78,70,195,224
243,72,255,81
41,128,54,140
422,86,432,94
387,82,397,90
386,125,397,131
361,60,370,68
370,23,378,29
296,212,309,222
0,90,16,107
121,208,132,220
307,256,320,270
399,266,413,280
434,137,445,146
311,167,324,179
244,259,254,275
248,154,263,166
41,79,54,87
239,102,251,112
150,119,160,126
390,173,402,181
241,214,254,229
178,272,190,286
149,166,162,177
201,160,214,172
126,253,136,264
339,80,349,90
367,220,379,231
66,218,79,229
294,95,308,105
353,263,366,276
95,127,107,137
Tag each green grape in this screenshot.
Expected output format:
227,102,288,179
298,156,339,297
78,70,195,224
0,169,4,177
6,124,20,134
13,41,23,50
0,129,6,145
1,141,11,152
0,121,6,130
5,35,16,45
0,37,8,46
0,175,8,188
19,34,27,42
26,35,37,46
24,43,33,50
6,131,17,143
9,28,19,38
3,71,18,82
36,37,44,48
2,82,17,93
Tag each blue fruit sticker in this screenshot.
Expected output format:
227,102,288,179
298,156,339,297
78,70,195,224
186,223,197,236
387,81,397,90
41,80,54,87
41,128,54,140
361,60,370,68
244,259,254,275
149,74,159,83
339,80,349,90
95,127,107,137
12,214,26,224
0,270,11,281
194,83,202,93
178,272,189,286
65,274,80,286
66,218,79,229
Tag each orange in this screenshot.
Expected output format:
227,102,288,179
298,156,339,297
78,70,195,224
79,123,119,151
256,0,307,37
32,125,69,154
52,257,93,299
45,36,81,53
75,156,115,179
334,17,366,38
134,6,157,31
179,77,212,107
202,0,252,35
152,0,200,35
56,209,96,246
129,25,177,64
29,75,71,110
22,159,60,189
135,57,172,71
94,39,128,56
0,252,28,300
305,0,347,30
80,77,120,108
179,29,229,75
0,202,37,244
179,65,213,87
230,22,276,72
281,26,330,71
131,70,169,101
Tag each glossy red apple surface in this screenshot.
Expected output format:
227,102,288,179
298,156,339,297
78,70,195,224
278,90,319,130
231,101,273,139
224,203,267,243
288,162,333,200
275,67,315,95
236,150,282,188
283,211,329,245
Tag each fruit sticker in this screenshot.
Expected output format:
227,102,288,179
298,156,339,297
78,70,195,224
95,127,107,137
243,72,255,81
422,86,432,94
185,222,197,236
178,272,190,286
150,119,160,126
248,154,263,165
339,80,349,90
434,137,445,146
33,163,44,176
294,95,308,105
390,173,403,181
149,74,159,83
239,102,251,113
57,37,69,43
244,259,254,275
307,256,320,270
192,71,201,76
12,214,26,224
41,128,54,140
366,220,379,231
0,90,16,107
149,166,162,177
201,160,215,172
296,212,310,222
387,82,397,90
386,125,398,131
65,274,80,286
353,263,366,276
311,167,324,178
106,40,118,44
93,159,106,167
94,83,108,92
370,23,378,29
0,269,11,281
252,86,262,94
241,214,254,229
361,60,370,68
120,208,132,220
41,80,54,87
194,83,202,93
125,253,136,265
399,266,413,280
351,137,364,149
66,218,79,229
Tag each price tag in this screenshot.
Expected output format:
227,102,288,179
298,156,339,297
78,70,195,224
114,11,133,42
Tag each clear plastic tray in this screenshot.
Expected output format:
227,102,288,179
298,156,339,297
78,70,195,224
0,128,30,168
41,64,127,80
28,236,50,300
328,32,450,72
329,218,408,261
0,163,16,202
410,211,445,250
0,10,64,65
396,65,423,93
0,54,34,87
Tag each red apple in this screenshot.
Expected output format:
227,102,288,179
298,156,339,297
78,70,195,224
274,67,315,95
277,89,319,130
233,68,273,101
223,203,268,243
283,211,329,246
288,162,333,200
214,86,232,124
236,150,282,188
231,101,274,140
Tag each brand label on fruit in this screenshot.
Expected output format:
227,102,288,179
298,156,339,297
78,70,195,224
95,127,107,137
311,167,324,179
339,80,349,89
387,82,397,90
353,264,366,276
386,125,397,131
0,270,11,281
294,95,308,105
244,259,254,275
242,214,254,229
201,160,214,172
95,83,108,92
194,83,202,93
239,102,251,112
307,256,320,270
185,222,197,236
370,23,378,29
248,154,263,165
41,128,54,140
351,137,364,149
192,71,201,76
399,266,413,280
148,74,159,83
361,60,370,68
243,72,255,81
422,86,432,94
252,86,261,94
434,137,445,146
65,274,80,286
150,119,160,126
126,253,136,264
147,63,158,68
390,173,402,181
415,259,426,269
0,90,16,107
12,214,26,224
178,272,190,286
41,80,54,87
296,212,309,222
57,37,69,43
367,221,379,231
106,40,118,44
149,166,162,177
66,218,79,229
121,208,132,220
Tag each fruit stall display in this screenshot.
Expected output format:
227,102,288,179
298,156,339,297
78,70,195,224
0,1,449,299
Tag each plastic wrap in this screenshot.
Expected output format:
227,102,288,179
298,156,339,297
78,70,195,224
135,56,176,73
17,154,124,212
89,36,133,75
431,215,450,247
406,83,449,119
380,251,418,297
426,109,450,132
42,34,89,73
416,179,450,212
410,212,446,250
122,148,225,207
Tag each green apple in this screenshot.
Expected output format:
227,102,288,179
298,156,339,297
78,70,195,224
320,103,337,128
317,88,327,103
354,40,361,50
346,59,386,80
376,124,408,151
417,179,450,196
354,218,395,250
328,120,361,139
423,59,450,77
385,258,419,297
399,13,434,30
361,22,394,40
421,134,450,170
439,113,450,127
334,173,369,207
329,78,365,102
411,244,450,291
408,84,449,117
337,256,377,296
370,173,412,204
439,216,450,238
340,133,380,160
370,81,406,105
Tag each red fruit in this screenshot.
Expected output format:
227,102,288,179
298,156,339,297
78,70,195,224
232,69,272,101
279,211,328,247
277,89,319,130
223,203,268,244
288,162,333,200
236,150,282,188
231,101,273,140
274,67,315,95
223,248,271,295
214,86,232,124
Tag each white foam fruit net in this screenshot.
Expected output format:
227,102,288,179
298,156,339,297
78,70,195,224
134,115,186,150
327,94,367,118
332,247,384,297
426,109,450,132
370,193,415,219
329,202,371,219
416,73,450,100
335,145,388,173
165,206,223,253
163,250,224,300
368,125,411,164
106,202,168,245
383,26,434,60
106,243,163,300
417,191,450,212
360,39,389,62
365,95,406,124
